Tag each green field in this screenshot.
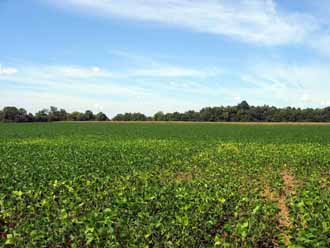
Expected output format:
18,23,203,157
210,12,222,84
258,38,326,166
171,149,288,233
0,123,329,247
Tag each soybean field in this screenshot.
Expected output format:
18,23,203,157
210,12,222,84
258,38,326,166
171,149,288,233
0,123,329,247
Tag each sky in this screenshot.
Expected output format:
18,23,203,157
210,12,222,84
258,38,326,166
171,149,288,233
1,0,330,116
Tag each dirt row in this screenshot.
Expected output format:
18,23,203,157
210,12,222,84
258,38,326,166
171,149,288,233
263,168,298,247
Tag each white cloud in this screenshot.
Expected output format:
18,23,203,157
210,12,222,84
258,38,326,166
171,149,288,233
0,65,17,75
0,87,206,116
109,50,222,78
46,65,107,78
0,61,228,114
50,0,316,46
241,62,330,107
132,66,220,78
0,61,224,108
8,62,219,80
11,66,150,97
4,59,330,114
91,66,101,73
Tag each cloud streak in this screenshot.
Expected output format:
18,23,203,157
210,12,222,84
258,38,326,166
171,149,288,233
242,62,330,107
0,65,17,75
50,0,316,46
0,64,150,97
0,62,223,102
3,55,330,115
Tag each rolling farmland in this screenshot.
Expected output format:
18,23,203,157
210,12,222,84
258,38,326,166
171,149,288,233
0,123,329,247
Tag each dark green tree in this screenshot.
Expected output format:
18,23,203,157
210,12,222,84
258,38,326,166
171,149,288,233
35,109,49,122
3,106,20,122
237,100,250,110
84,110,95,121
95,112,108,121
154,111,165,121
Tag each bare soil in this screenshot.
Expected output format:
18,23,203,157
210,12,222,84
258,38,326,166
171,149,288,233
262,169,298,246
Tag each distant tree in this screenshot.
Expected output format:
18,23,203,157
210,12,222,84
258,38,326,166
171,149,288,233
58,109,68,121
200,107,213,122
16,108,34,122
162,112,172,121
302,108,317,122
48,106,59,122
84,110,95,121
4,102,330,123
27,113,35,122
237,100,250,110
170,112,182,121
320,107,330,122
35,109,49,122
69,111,82,121
47,106,67,122
1,107,32,122
112,113,148,121
153,111,165,121
131,113,147,121
95,112,108,121
112,114,124,121
181,110,200,121
237,109,251,122
3,106,20,122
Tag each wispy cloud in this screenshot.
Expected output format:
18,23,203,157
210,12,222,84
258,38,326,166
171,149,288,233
132,66,221,78
0,62,222,101
50,0,316,46
241,62,330,107
1,62,217,81
108,50,223,78
3,57,330,114
0,65,17,75
0,60,228,114
0,64,150,97
54,65,103,77
0,86,207,116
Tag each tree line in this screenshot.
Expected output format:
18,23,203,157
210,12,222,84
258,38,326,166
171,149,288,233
2,101,330,122
113,101,330,122
0,106,109,122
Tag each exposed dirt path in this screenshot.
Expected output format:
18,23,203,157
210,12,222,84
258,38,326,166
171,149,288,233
262,168,298,246
278,169,297,245
281,169,296,195
278,170,295,226
278,195,291,228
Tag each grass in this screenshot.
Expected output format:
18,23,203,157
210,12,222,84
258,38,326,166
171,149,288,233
0,123,329,247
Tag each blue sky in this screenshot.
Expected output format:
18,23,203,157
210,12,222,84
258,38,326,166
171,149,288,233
1,0,330,116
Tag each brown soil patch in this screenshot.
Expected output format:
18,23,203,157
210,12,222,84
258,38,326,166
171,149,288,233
280,169,300,245
281,170,296,195
160,169,199,183
261,169,299,246
278,169,299,245
278,170,295,226
262,184,277,202
278,195,291,245
175,171,194,182
277,195,291,228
